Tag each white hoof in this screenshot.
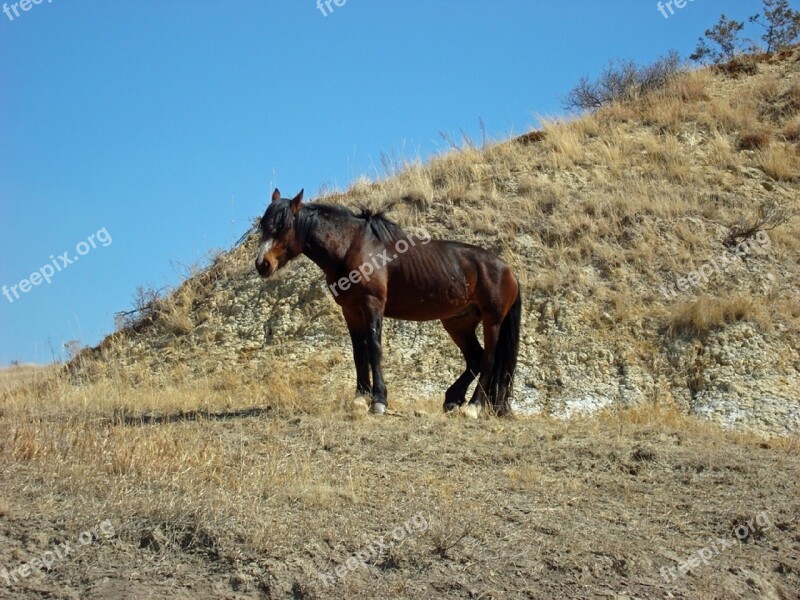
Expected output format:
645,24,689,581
370,402,387,415
461,404,480,419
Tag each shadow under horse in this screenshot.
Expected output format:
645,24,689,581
255,189,521,417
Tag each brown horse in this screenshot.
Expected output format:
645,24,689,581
255,188,521,417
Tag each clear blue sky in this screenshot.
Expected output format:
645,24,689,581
0,1,774,364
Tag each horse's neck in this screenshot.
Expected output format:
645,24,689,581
300,210,357,276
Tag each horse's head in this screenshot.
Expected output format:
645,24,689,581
255,188,304,278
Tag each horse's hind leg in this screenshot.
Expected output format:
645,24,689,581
464,315,502,418
364,300,388,414
441,314,483,413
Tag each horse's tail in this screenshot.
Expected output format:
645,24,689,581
487,284,522,416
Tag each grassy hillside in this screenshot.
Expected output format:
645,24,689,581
1,50,799,599
73,48,800,435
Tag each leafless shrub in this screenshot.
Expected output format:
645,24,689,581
725,198,793,247
563,51,684,112
115,286,163,332
115,285,195,336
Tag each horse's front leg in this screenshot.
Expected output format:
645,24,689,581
348,328,371,397
343,310,371,402
364,299,388,415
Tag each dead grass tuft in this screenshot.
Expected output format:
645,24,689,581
755,142,800,180
738,128,773,150
712,54,759,77
706,132,737,169
755,77,783,105
783,82,800,115
540,118,586,169
780,119,800,142
668,70,711,103
668,295,770,338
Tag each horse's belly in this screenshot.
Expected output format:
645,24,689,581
383,281,473,321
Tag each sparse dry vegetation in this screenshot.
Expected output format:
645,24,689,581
563,51,684,112
739,127,773,150
2,367,798,599
756,140,800,180
668,294,770,337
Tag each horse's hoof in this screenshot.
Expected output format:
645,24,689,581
461,404,480,419
370,402,387,415
443,403,460,414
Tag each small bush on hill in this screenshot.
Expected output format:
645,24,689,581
563,51,684,112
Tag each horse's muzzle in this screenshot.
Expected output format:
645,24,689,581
255,258,275,278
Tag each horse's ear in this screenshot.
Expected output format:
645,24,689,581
290,189,304,214
271,188,281,203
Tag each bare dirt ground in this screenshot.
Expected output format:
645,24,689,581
1,392,798,600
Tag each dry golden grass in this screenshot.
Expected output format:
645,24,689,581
668,294,771,337
540,118,587,169
641,132,693,183
705,97,757,134
0,364,55,393
706,131,738,170
642,96,692,133
0,364,373,546
782,82,800,114
780,119,800,142
756,141,800,180
667,69,711,103
2,369,798,598
754,76,783,105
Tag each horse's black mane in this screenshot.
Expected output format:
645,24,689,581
297,202,408,244
357,206,408,243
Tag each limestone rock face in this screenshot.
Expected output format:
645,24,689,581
87,233,799,438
